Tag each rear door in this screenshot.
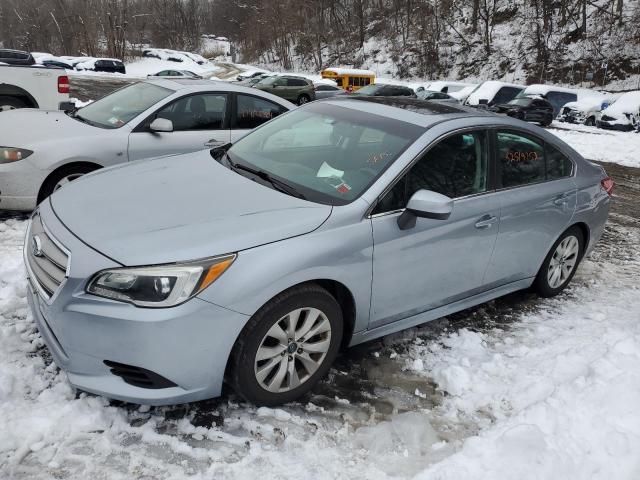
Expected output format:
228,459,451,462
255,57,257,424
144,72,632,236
483,130,577,286
230,93,289,142
127,92,231,161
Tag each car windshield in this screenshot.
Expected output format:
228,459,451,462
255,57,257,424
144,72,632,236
257,76,278,86
226,102,423,205
354,84,384,95
72,82,173,129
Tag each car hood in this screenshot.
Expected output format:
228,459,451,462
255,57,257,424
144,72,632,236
50,150,332,265
0,109,103,148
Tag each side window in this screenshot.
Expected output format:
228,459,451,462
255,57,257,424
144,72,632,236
497,131,545,187
156,93,227,131
493,87,522,105
546,143,573,180
236,94,287,129
372,131,488,214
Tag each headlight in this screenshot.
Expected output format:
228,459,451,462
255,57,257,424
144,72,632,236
86,254,236,308
0,146,33,164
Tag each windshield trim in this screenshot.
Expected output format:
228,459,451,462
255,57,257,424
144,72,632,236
225,102,424,206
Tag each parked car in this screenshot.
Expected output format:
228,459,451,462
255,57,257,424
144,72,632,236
148,70,203,79
25,96,612,406
417,81,476,94
313,83,345,100
596,91,640,131
416,90,458,102
0,48,35,65
514,85,581,117
557,96,614,126
491,97,555,126
236,70,269,82
253,75,316,105
40,59,73,69
353,83,416,97
465,81,525,108
0,79,294,211
0,64,71,111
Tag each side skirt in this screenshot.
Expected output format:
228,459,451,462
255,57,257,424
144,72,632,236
349,277,534,346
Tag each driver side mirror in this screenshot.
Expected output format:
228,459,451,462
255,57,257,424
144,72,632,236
397,189,453,230
209,142,232,161
149,118,173,132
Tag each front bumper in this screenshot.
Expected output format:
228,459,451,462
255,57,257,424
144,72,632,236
0,157,46,211
596,120,634,131
24,200,250,405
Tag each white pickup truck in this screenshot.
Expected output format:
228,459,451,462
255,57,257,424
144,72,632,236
0,64,72,111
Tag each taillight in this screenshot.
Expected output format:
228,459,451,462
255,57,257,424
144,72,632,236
601,177,615,196
58,75,70,94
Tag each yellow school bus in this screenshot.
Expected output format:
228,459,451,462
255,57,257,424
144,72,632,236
321,67,375,91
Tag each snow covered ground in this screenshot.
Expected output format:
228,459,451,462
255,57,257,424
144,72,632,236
1,101,640,479
549,122,640,168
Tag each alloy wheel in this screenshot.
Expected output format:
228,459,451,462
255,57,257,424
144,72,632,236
547,235,579,288
254,307,332,393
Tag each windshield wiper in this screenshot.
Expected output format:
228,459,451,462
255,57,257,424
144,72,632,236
225,153,306,200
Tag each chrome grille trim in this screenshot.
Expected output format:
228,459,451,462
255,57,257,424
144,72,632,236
24,212,70,302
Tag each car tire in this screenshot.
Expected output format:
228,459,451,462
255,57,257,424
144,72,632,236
585,117,596,126
0,95,28,112
541,114,553,127
38,164,100,204
229,283,343,406
533,226,584,298
297,94,311,105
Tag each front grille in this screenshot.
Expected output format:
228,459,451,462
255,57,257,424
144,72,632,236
104,360,178,389
25,213,70,299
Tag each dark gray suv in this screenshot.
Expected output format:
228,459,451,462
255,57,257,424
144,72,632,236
254,75,316,105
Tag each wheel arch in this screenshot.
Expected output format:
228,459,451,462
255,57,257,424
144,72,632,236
572,221,590,258
37,160,103,203
0,84,39,108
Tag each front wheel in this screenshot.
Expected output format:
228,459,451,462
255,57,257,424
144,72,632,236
534,226,584,297
229,284,343,406
585,116,596,126
541,114,553,127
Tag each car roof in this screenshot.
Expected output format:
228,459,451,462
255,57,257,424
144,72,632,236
144,78,297,107
323,96,494,127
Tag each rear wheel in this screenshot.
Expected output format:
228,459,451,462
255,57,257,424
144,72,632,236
0,96,27,112
38,164,100,203
297,94,311,105
541,114,553,127
585,116,596,126
534,226,584,297
229,284,343,406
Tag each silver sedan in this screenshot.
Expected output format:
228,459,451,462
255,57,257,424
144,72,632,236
25,97,612,406
0,79,294,211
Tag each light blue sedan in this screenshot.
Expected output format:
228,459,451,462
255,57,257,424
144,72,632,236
24,97,613,406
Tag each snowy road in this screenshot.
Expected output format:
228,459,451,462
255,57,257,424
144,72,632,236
1,146,640,478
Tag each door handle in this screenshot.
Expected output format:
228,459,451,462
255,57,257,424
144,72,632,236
474,215,497,229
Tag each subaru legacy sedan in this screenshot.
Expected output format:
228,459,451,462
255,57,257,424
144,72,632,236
25,98,612,406
0,79,293,211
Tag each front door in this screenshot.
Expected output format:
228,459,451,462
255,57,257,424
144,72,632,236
128,92,231,161
370,130,500,328
483,130,577,285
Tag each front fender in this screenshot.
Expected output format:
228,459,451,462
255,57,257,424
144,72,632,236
197,210,374,335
